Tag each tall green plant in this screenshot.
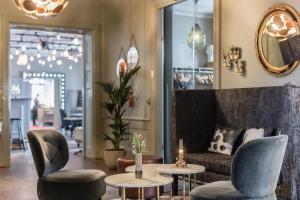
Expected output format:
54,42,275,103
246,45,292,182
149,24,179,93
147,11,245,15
99,66,141,150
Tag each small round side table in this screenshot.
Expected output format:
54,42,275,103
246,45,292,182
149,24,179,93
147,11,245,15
105,173,173,200
157,164,205,199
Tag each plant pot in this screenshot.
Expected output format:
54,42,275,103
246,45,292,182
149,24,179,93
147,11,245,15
104,149,125,170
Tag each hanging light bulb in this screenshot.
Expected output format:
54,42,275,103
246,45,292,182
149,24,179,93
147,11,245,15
12,0,69,19
187,24,206,51
47,55,52,62
63,49,69,57
21,44,26,51
57,60,63,66
73,36,80,45
17,52,28,66
27,63,31,70
37,42,42,51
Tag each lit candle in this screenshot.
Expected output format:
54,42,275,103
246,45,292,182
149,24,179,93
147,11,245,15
179,139,183,150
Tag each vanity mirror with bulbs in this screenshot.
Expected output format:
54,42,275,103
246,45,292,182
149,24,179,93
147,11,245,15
256,3,300,77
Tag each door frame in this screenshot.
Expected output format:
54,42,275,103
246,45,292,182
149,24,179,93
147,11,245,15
154,0,221,162
0,17,101,167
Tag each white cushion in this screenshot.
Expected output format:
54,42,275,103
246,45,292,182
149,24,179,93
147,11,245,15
243,128,264,144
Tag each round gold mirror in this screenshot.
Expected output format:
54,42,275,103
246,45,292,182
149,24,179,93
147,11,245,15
256,4,300,77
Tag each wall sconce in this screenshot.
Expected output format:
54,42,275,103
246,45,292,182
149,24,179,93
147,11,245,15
223,46,246,76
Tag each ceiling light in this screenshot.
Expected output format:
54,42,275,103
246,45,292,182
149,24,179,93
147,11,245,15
17,52,28,66
37,42,42,51
187,24,206,51
57,60,63,66
27,63,31,70
73,36,80,45
12,0,69,19
63,49,69,57
21,45,26,51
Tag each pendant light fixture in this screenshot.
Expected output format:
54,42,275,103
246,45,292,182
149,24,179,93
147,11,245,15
12,0,69,19
17,51,28,66
187,0,206,51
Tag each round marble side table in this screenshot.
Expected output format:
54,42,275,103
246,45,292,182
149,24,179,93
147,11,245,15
157,164,205,199
105,173,173,200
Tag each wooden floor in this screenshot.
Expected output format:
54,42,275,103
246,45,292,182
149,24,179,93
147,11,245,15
0,149,119,200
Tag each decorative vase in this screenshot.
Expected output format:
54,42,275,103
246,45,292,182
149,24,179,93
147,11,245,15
135,153,143,179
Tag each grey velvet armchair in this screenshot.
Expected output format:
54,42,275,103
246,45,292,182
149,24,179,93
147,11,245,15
190,135,288,200
27,129,106,200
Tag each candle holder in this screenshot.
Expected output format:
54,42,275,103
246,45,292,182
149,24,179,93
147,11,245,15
176,149,187,168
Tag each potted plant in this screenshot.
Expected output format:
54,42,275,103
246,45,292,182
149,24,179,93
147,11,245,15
99,66,140,169
132,134,146,178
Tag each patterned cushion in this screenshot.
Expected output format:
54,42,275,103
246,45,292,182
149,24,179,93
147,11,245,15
186,153,233,175
208,128,243,155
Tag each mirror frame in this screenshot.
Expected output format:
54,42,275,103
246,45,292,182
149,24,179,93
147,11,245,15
255,3,300,77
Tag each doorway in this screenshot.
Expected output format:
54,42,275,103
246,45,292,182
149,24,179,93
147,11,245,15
162,0,215,162
8,25,92,157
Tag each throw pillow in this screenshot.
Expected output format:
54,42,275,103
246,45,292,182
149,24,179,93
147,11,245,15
243,128,264,144
208,128,243,155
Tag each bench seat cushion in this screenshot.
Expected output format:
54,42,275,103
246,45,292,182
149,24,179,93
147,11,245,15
186,153,233,175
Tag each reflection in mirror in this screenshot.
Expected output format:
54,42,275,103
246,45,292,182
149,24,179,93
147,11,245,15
127,47,139,68
116,58,127,77
256,4,300,76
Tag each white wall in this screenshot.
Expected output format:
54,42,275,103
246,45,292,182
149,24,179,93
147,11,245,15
221,0,300,89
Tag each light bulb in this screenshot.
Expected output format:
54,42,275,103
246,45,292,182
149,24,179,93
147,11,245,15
27,64,31,70
21,45,26,51
74,57,79,63
37,53,41,59
30,56,34,62
15,50,20,56
52,50,57,55
57,60,63,66
52,55,56,61
38,60,42,64
17,52,28,66
47,56,51,62
42,60,46,66
63,50,69,57
10,54,14,60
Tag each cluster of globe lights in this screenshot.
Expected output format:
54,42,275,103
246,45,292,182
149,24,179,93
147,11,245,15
13,0,69,19
12,37,82,71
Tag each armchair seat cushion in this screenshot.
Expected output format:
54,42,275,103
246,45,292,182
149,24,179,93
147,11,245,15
186,153,233,175
38,169,106,200
190,181,276,200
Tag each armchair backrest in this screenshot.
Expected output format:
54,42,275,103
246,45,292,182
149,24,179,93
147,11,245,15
231,135,288,198
27,129,69,177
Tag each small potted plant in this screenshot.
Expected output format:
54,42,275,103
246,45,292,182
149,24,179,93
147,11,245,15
132,134,146,178
99,66,140,170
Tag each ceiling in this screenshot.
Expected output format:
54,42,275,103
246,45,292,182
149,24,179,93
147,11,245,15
173,0,213,17
10,28,83,57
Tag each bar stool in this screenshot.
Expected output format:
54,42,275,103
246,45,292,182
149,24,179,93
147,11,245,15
11,118,26,150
